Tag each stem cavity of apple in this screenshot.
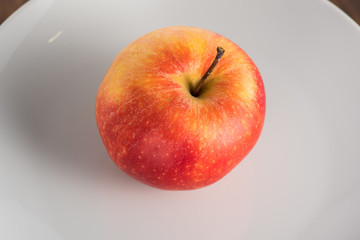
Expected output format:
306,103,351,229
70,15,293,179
191,46,225,97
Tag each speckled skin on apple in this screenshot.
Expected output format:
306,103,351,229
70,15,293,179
95,26,265,190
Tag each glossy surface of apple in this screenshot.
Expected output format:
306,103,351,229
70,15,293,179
95,26,265,190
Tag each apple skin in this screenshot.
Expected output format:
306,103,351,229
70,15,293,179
95,26,265,190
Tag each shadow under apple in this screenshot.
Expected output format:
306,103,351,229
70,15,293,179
0,30,141,190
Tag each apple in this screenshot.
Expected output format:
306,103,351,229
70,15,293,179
95,26,265,190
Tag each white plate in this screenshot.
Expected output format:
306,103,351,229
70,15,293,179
1,0,360,239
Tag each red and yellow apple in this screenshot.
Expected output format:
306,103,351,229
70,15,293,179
95,26,265,190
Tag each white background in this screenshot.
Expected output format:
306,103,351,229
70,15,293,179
0,0,360,239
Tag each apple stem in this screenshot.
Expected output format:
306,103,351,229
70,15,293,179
191,46,225,97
